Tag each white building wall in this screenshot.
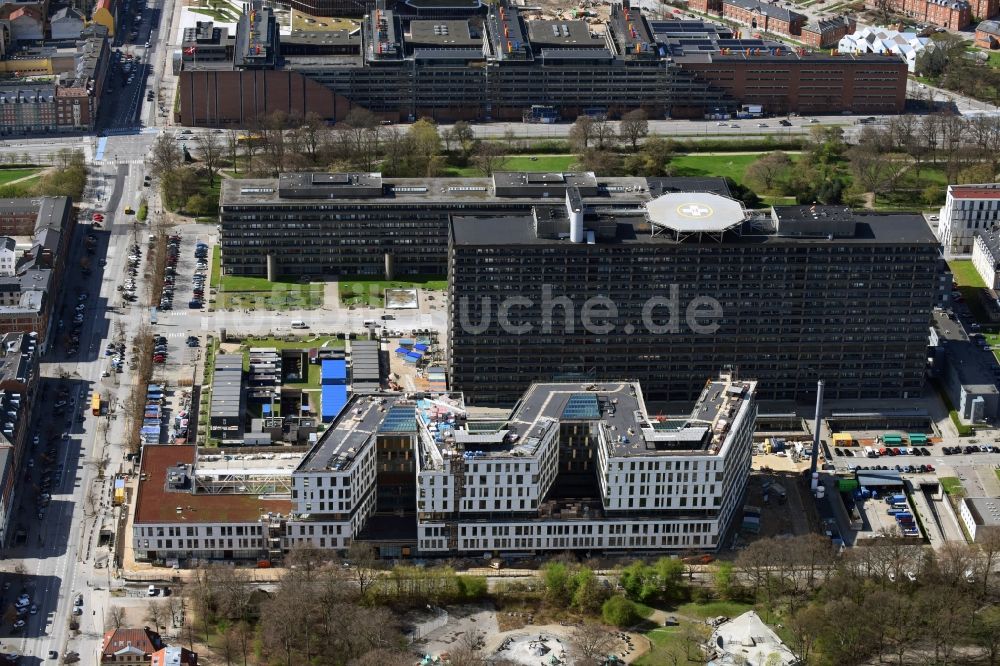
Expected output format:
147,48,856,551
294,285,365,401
960,499,979,542
456,426,558,513
417,517,720,553
972,234,1000,290
291,443,376,515
940,184,1000,255
133,521,267,560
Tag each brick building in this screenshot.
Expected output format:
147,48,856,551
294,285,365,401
972,0,1000,20
800,16,855,48
976,19,1000,48
870,0,973,29
674,48,907,116
690,0,807,37
178,2,908,126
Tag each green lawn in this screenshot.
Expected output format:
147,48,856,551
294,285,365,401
220,274,317,291
339,276,448,307
668,153,766,184
674,600,753,619
240,336,345,351
989,51,1000,69
950,260,986,288
444,154,578,177
635,617,712,666
210,245,221,290
503,155,578,172
218,288,323,311
940,477,966,497
0,168,40,186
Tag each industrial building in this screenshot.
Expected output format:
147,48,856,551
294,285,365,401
175,1,907,127
448,190,941,405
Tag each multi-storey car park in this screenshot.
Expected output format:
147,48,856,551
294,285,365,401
447,189,941,406
174,0,907,126
133,375,756,562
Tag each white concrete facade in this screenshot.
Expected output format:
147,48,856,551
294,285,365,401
973,232,1000,290
939,184,1000,255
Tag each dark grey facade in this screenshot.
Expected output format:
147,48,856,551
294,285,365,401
218,172,671,278
447,206,941,405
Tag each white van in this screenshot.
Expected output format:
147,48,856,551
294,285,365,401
363,319,377,327
290,320,308,329
863,446,874,458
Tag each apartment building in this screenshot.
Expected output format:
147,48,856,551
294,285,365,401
175,2,907,127
0,197,72,347
447,191,941,405
939,183,1000,255
0,331,38,546
0,27,109,135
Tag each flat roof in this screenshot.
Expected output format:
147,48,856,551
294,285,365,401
933,310,1000,393
965,497,1000,526
645,191,745,233
450,208,938,246
134,445,291,524
299,394,404,472
528,20,606,48
466,376,754,458
856,469,904,487
222,173,650,205
408,20,481,47
950,184,1000,200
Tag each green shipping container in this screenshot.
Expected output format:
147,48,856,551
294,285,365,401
837,478,860,492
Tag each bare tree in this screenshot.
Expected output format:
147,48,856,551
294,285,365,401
744,152,793,192
347,542,380,599
148,134,182,179
569,116,595,152
592,116,616,150
145,599,169,635
447,630,486,666
219,623,237,666
873,0,895,24
571,623,617,666
848,144,895,204
259,111,289,176
106,604,126,630
298,112,327,165
226,130,241,175
195,131,223,186
619,109,649,150
473,141,508,176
